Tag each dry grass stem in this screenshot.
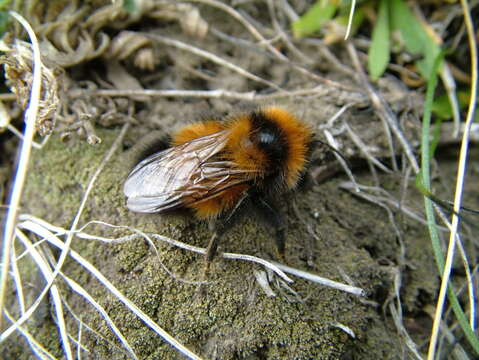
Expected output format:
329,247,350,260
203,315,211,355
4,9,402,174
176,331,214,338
344,0,356,40
323,129,359,192
61,299,131,358
72,88,258,100
17,219,202,360
188,0,288,61
339,182,446,230
0,10,43,331
14,229,73,359
389,303,423,360
76,318,83,360
19,213,367,297
146,33,284,92
0,93,16,100
3,309,57,360
343,122,392,173
149,232,295,283
332,322,355,338
59,273,138,360
266,0,313,64
1,123,129,344
254,270,277,297
433,205,476,330
271,262,365,297
428,0,478,357
71,86,364,102
5,124,43,149
346,42,419,173
318,103,354,130
304,39,355,76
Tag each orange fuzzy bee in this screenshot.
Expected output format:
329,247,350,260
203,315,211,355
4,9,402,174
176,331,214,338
124,106,312,262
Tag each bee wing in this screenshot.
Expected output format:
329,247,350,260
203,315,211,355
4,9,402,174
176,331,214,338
124,130,253,213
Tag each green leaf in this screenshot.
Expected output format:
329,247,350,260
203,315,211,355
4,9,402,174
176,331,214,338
390,0,440,79
431,94,453,120
122,0,137,14
368,0,390,80
0,0,11,35
0,10,9,35
292,0,338,38
432,89,478,120
0,0,11,9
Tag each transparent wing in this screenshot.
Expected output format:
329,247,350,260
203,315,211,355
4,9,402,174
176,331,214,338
124,131,257,213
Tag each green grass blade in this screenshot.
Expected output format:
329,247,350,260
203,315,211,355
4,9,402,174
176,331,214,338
421,51,479,355
390,0,440,79
368,0,390,80
292,0,337,38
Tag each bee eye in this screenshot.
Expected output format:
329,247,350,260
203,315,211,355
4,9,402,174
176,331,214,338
258,131,275,145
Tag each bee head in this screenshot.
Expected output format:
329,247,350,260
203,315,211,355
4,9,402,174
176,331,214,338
251,122,287,172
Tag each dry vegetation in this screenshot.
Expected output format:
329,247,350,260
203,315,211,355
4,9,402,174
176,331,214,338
0,1,478,359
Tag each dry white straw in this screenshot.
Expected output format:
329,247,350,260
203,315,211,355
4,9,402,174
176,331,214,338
0,10,43,329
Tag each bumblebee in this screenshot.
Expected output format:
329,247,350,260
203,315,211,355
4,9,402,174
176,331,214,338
124,106,313,263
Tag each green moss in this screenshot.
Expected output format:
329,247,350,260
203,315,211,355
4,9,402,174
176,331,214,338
23,129,120,226
9,128,445,359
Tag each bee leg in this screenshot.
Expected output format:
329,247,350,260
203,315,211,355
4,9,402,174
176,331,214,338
203,196,249,273
203,218,236,272
275,228,286,261
196,230,220,297
252,194,287,260
201,222,228,283
204,229,220,273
